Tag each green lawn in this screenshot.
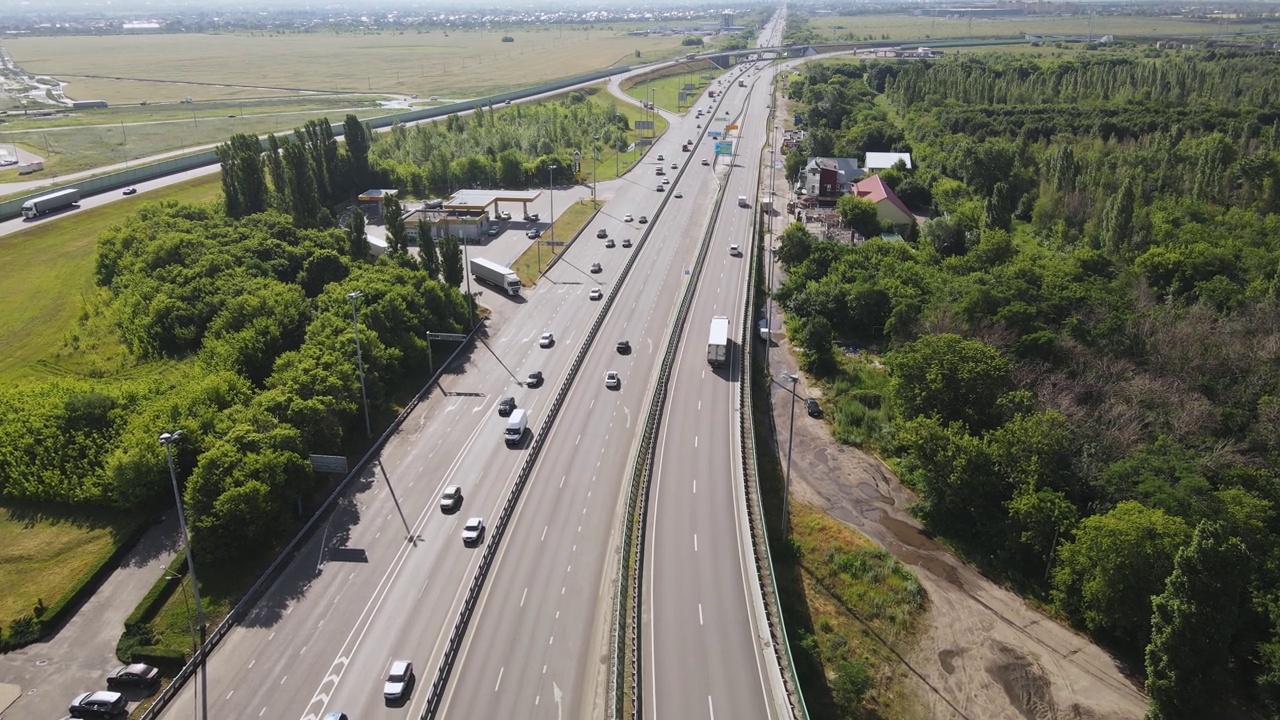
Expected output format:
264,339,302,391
511,198,600,285
623,62,722,114
0,173,221,382
805,11,1278,42
0,503,142,630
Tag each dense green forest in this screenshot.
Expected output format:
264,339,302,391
370,90,631,196
0,124,471,568
778,53,1280,717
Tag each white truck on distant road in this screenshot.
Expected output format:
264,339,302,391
470,258,521,296
21,188,80,219
504,408,528,446
707,316,730,367
17,160,43,175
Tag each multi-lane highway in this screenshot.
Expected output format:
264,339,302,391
643,15,788,720
142,12,791,720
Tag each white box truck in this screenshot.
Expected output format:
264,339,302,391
504,408,528,446
470,258,521,296
21,188,80,219
17,160,44,175
707,316,730,367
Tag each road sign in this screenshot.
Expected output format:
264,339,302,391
725,124,739,131
706,130,722,138
715,141,734,156
310,454,349,474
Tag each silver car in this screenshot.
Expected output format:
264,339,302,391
383,660,414,703
463,517,485,546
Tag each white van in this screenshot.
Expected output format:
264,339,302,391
504,408,528,446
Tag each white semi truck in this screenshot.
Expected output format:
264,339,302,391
469,258,521,296
707,316,730,367
21,188,80,219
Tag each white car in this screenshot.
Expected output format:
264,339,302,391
439,485,463,512
623,213,634,222
384,660,414,703
604,371,620,389
701,158,709,166
540,332,554,348
462,517,485,546
663,178,671,185
671,163,678,169
730,244,742,256
589,287,603,300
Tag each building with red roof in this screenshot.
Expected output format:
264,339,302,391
850,175,915,229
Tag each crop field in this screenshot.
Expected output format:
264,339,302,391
4,26,688,106
805,12,1278,41
0,173,220,382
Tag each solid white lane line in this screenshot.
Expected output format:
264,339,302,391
259,708,266,717
520,587,528,607
541,526,548,541
280,676,287,684
694,534,699,552
699,603,704,626
695,436,698,448
494,667,504,692
543,665,547,674
709,696,715,720
693,479,697,494
698,400,702,411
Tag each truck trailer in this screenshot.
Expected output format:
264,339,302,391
469,258,521,296
17,160,44,175
21,188,80,219
707,316,730,367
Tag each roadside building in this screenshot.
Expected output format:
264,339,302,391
850,175,914,229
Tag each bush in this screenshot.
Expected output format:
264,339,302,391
131,646,187,671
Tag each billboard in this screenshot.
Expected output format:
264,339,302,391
706,130,723,138
715,141,734,156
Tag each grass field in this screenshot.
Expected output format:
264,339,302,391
0,503,143,630
624,62,723,114
4,27,689,106
512,198,600,284
579,85,669,183
0,173,221,382
805,11,1278,42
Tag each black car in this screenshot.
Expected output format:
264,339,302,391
596,228,608,238
616,340,631,354
69,691,127,719
106,663,159,689
805,398,822,418
121,187,137,196
526,371,544,388
497,395,516,416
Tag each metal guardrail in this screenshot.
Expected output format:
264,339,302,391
0,65,633,222
138,322,484,720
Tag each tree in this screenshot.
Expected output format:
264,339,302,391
343,114,370,187
777,221,815,268
922,214,969,257
215,133,268,219
282,141,321,227
264,134,286,206
888,334,1012,432
438,235,464,287
1145,523,1249,720
347,209,368,261
1052,501,1191,653
1100,176,1138,255
418,219,440,280
836,194,881,239
383,194,406,254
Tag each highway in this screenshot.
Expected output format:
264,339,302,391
642,13,788,720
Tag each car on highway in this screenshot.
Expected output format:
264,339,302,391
605,238,615,248
702,158,709,165
662,178,671,185
806,398,822,418
656,185,664,192
497,395,516,416
322,714,349,720
526,228,542,239
674,191,683,199
616,340,631,354
670,163,678,169
106,663,159,689
622,238,632,248
596,228,608,238
589,287,603,301
122,187,137,196
623,213,633,222
539,332,555,348
526,370,544,388
383,660,414,704
604,371,620,389
657,154,665,161
523,212,540,222
462,517,485,546
638,216,648,224
590,262,602,273
498,211,512,221
440,485,464,513
730,244,741,256
486,225,500,236
68,691,126,719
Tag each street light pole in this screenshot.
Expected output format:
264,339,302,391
346,291,372,439
782,374,798,537
159,431,208,720
544,164,557,278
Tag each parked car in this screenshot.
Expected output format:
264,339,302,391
526,370,544,388
462,517,485,546
68,691,126,719
106,663,159,689
440,485,464,512
383,660,414,704
806,398,822,418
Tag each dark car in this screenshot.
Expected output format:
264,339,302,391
596,228,608,238
526,371,544,388
121,187,137,196
638,216,648,224
497,395,516,416
806,398,822,418
69,691,126,719
616,340,631,354
106,663,159,689
523,212,540,222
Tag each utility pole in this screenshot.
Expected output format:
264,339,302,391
544,164,557,278
346,291,372,439
159,431,208,720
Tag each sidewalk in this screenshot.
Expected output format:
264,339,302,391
0,516,179,720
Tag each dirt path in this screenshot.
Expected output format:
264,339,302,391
759,103,1148,720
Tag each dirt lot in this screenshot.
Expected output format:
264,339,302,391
761,94,1149,720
